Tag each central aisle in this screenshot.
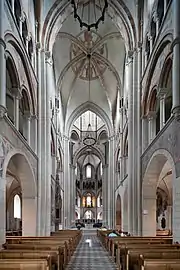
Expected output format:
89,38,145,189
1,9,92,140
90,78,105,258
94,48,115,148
66,229,118,270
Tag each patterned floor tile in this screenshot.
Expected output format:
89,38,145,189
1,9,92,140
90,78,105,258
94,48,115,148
66,229,118,270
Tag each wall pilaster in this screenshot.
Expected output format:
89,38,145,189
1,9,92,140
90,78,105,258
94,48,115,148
127,51,133,234
45,51,52,235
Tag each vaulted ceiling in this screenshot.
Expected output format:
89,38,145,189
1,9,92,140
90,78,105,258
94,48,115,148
52,2,126,123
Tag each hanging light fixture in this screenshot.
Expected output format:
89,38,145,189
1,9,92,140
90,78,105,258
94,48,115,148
83,122,96,146
83,48,96,146
70,0,108,31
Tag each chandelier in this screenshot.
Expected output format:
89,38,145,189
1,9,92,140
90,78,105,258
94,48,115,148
70,0,108,31
83,123,96,146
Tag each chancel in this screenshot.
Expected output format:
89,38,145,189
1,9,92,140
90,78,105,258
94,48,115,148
0,0,180,269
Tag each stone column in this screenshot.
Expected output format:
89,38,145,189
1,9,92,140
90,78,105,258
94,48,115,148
119,108,124,182
172,0,180,118
137,44,142,235
24,113,31,145
63,136,71,228
148,111,156,143
14,97,19,130
51,184,55,232
148,35,153,54
12,88,21,130
142,116,148,152
102,164,108,227
45,51,52,235
70,164,76,225
39,47,47,235
107,137,115,228
23,112,31,145
157,88,167,129
133,49,138,235
127,51,133,234
153,12,159,37
27,115,31,144
144,51,148,68
36,43,42,235
0,153,6,246
31,115,37,154
0,0,6,118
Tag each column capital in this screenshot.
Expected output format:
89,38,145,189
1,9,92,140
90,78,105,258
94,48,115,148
26,35,31,42
126,50,134,64
19,15,25,23
148,35,153,42
63,135,70,141
31,114,38,120
45,51,53,65
23,111,32,120
36,42,41,50
137,42,142,52
108,135,115,141
119,107,124,113
147,110,156,120
69,164,76,170
157,87,169,99
11,87,22,99
152,11,159,22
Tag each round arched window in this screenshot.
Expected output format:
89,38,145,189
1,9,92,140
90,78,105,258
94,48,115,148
14,194,21,219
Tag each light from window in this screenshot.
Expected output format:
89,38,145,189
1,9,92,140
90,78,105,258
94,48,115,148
87,196,91,207
86,165,91,178
75,166,77,176
14,194,21,219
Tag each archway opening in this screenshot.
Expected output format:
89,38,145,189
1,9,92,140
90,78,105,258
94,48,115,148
5,153,37,236
142,151,174,236
71,110,107,226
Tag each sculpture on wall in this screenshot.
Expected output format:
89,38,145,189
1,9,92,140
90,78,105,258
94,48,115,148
156,187,168,223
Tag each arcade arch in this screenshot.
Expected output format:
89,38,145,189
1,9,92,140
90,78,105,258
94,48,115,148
142,149,175,236
3,151,37,237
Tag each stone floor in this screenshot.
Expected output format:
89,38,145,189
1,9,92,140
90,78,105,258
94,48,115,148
66,229,118,270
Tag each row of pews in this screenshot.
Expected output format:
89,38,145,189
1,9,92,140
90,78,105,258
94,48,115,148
97,230,180,270
0,230,82,269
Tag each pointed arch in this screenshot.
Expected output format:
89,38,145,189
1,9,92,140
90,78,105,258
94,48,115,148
65,101,113,137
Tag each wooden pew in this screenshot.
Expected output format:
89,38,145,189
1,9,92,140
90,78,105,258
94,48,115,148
3,230,82,269
0,249,59,270
124,247,180,270
109,237,172,259
139,258,180,270
0,258,50,269
3,242,68,268
137,251,180,270
117,243,180,270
